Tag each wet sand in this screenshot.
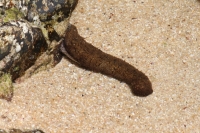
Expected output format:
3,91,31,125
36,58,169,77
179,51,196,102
0,0,200,132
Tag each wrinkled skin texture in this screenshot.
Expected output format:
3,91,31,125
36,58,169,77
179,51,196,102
61,25,153,96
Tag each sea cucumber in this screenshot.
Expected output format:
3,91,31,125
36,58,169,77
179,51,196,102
61,24,153,96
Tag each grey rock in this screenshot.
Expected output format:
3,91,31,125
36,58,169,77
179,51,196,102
0,0,78,101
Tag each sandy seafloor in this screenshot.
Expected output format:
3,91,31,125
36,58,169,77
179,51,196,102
0,0,200,132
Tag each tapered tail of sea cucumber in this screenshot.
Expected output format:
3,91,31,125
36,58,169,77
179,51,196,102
61,24,153,96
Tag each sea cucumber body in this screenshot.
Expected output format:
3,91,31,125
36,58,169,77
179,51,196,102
61,25,153,96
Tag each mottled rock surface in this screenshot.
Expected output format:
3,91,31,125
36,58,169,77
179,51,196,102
0,129,44,133
0,20,48,81
0,0,78,132
0,0,78,101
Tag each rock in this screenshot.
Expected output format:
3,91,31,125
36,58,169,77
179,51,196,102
0,129,44,133
0,20,48,81
0,72,13,101
0,0,78,101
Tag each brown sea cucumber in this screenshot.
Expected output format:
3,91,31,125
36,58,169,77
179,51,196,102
61,24,153,96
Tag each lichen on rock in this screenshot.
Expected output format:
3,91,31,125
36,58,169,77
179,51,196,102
0,0,78,101
0,7,25,24
0,72,13,101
